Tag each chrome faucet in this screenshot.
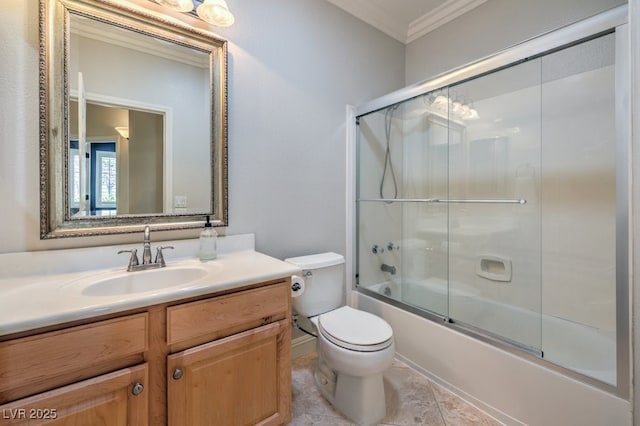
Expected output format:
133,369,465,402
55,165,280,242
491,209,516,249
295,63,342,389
118,225,174,272
142,225,153,265
380,263,396,275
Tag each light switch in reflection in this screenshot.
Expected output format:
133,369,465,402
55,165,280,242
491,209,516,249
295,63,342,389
174,195,187,208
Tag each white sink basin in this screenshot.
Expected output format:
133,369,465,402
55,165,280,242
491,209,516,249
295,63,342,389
81,266,208,296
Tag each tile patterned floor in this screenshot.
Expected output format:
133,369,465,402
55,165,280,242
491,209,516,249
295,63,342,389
289,353,502,426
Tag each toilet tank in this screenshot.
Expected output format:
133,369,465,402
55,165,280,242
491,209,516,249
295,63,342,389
284,252,345,317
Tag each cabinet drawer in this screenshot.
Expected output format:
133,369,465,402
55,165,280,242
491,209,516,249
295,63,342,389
0,313,148,398
0,363,148,426
167,282,289,349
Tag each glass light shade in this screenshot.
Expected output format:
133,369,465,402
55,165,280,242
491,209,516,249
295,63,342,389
155,0,194,13
467,108,480,120
432,95,449,107
197,0,235,27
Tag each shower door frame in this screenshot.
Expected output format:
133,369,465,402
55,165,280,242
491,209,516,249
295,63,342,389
349,5,630,398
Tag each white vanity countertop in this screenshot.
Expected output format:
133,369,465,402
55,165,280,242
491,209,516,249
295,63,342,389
0,249,300,337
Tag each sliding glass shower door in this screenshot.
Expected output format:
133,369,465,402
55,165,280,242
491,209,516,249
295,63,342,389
356,29,621,387
446,59,542,351
357,94,450,318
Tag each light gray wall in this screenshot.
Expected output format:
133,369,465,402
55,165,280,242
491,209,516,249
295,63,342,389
0,0,404,254
405,0,627,85
211,0,405,260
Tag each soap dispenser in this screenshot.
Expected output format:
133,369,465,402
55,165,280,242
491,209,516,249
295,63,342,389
198,216,217,261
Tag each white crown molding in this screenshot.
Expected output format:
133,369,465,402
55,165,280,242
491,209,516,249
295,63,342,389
324,0,408,43
407,0,487,43
326,0,487,45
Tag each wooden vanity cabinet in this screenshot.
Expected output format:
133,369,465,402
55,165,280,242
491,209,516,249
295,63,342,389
0,314,150,425
165,281,292,426
0,279,292,426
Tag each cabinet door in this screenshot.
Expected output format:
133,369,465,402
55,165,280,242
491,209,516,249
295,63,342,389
168,320,291,426
0,364,148,425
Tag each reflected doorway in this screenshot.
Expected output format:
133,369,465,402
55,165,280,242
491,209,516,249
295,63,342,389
69,100,164,216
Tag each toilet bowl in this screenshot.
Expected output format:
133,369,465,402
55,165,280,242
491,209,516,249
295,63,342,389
285,253,395,425
311,306,395,425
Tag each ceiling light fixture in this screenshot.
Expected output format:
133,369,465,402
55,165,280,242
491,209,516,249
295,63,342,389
154,0,194,13
152,0,235,27
197,0,235,27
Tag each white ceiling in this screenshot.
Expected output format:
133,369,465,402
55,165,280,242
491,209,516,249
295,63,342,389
325,0,487,44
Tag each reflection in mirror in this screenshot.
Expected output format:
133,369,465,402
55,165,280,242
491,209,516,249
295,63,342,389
69,13,211,217
69,100,169,216
40,0,228,238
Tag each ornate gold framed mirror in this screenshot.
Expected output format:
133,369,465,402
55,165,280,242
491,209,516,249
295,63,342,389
40,0,228,238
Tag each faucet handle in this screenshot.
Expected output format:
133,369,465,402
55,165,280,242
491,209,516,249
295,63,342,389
118,248,139,271
154,246,174,267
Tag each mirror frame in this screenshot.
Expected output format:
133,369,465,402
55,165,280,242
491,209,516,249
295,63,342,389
39,0,228,238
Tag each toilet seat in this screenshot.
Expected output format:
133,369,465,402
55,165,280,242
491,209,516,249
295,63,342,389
317,306,393,352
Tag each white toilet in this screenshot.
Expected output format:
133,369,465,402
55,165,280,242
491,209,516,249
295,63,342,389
285,252,395,426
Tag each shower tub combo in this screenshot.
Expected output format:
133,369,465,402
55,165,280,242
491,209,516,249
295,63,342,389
351,6,629,422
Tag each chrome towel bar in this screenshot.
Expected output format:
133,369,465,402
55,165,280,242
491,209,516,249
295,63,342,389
358,198,527,204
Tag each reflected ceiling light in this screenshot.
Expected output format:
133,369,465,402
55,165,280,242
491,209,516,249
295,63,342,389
115,126,129,140
197,0,235,27
154,0,194,13
464,108,480,120
451,100,463,114
431,95,450,109
426,94,479,121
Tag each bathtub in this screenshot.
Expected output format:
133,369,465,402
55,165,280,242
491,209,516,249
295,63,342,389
364,278,616,385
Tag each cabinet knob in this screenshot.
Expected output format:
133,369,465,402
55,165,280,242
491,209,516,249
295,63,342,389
132,382,144,396
173,368,183,380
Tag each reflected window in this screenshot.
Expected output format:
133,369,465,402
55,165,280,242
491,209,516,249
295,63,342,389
69,141,80,209
95,149,117,209
90,142,116,211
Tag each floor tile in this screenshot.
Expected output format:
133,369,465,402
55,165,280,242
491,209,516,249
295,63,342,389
430,383,502,426
381,362,445,426
291,353,349,420
289,353,501,426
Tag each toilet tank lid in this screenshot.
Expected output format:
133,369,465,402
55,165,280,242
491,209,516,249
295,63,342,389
284,252,345,269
